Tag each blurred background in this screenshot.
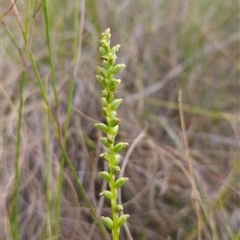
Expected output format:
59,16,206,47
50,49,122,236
1,0,239,239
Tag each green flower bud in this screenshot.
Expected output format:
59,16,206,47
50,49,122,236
102,216,113,230
106,92,114,103
97,66,108,78
111,64,126,74
111,99,123,110
111,125,119,137
99,153,111,162
99,46,106,55
99,171,111,182
107,136,114,144
95,75,107,88
114,204,123,213
109,111,117,119
100,39,107,47
102,90,108,97
95,75,102,80
95,123,109,134
100,41,110,53
114,154,121,165
113,142,129,152
103,60,108,68
109,79,121,92
111,44,121,54
111,166,121,174
109,118,121,127
114,177,129,188
99,190,114,200
101,137,111,148
101,97,107,107
117,214,130,227
101,107,108,117
108,53,116,66
104,28,111,36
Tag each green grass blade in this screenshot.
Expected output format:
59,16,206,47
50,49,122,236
43,0,58,107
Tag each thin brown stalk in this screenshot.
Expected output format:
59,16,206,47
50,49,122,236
178,89,202,240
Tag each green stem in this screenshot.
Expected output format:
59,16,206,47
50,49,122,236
43,99,53,237
12,1,32,237
29,52,59,139
109,147,118,240
43,0,58,107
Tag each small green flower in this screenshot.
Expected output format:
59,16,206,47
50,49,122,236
113,142,129,152
117,214,130,227
102,216,113,230
114,204,123,213
111,64,126,74
111,99,123,110
95,123,109,133
114,177,129,189
99,171,111,182
110,166,121,174
99,190,114,200
114,154,121,165
100,137,111,148
100,152,112,162
109,118,121,127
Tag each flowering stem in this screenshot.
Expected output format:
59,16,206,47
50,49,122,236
95,28,130,240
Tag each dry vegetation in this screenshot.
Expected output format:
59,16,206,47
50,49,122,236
1,0,239,240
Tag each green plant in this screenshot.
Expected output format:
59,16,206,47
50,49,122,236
95,28,130,240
